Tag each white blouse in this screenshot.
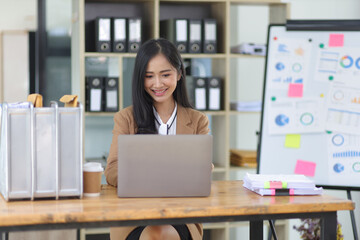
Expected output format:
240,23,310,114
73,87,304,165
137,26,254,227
153,102,177,135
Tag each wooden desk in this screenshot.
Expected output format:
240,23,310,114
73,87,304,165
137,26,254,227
0,181,354,240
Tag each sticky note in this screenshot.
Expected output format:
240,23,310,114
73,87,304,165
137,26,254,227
288,83,303,97
329,34,344,47
285,134,301,148
294,160,316,177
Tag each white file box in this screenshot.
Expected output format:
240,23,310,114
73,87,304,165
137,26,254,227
0,103,33,201
33,102,58,198
58,104,83,197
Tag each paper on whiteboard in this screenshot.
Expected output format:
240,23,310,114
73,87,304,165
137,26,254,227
327,132,360,186
314,47,360,86
325,84,360,134
266,38,312,90
268,98,325,135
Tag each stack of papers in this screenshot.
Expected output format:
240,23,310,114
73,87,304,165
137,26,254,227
243,173,323,196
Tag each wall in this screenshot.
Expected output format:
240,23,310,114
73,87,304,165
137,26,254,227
231,0,360,239
0,0,36,102
0,0,36,31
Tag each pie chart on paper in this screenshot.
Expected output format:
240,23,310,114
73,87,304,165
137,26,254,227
275,114,289,126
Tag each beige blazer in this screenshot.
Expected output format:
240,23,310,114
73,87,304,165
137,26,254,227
105,105,210,240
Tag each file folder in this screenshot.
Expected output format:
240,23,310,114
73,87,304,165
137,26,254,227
207,77,222,110
95,17,111,52
128,18,142,53
86,77,103,112
188,19,202,53
160,19,188,53
194,77,207,110
203,19,217,53
112,18,127,53
104,77,119,112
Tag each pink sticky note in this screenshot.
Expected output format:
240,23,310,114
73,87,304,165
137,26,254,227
288,83,303,97
329,34,344,47
294,159,316,177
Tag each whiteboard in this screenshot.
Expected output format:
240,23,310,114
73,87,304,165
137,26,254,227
258,24,360,189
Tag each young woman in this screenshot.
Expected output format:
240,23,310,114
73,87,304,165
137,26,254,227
105,38,210,240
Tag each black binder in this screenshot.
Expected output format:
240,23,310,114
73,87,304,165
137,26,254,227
207,77,222,111
202,19,217,53
95,17,111,52
188,19,202,53
193,77,207,111
128,18,142,53
160,19,188,53
112,18,127,53
86,77,103,112
104,77,119,112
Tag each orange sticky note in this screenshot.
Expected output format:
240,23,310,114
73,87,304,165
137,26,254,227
329,34,344,47
288,83,303,97
294,160,316,177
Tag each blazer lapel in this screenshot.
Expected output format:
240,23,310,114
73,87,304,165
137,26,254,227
176,105,195,134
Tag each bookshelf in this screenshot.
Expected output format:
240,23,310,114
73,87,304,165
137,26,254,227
71,0,290,239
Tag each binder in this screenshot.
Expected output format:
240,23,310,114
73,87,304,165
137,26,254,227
95,17,111,52
188,19,202,53
207,77,222,111
202,19,217,53
128,18,142,53
194,77,207,111
104,77,119,112
160,19,188,53
86,77,103,112
112,18,127,53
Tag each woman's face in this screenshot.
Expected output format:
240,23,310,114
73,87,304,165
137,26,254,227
144,53,180,105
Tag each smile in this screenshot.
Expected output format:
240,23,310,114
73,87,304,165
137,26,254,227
152,88,168,96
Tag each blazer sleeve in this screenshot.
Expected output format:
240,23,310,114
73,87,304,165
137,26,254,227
197,112,210,135
105,111,131,187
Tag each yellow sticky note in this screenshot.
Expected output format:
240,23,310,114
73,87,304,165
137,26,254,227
285,134,301,148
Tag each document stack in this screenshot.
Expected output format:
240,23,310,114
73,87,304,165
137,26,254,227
243,173,323,196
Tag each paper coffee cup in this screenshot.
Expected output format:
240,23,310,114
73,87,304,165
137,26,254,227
83,162,103,197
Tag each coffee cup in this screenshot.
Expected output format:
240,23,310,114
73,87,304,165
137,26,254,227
83,162,103,197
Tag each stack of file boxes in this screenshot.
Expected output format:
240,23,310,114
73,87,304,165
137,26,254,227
160,18,217,53
243,173,323,196
95,17,142,53
0,101,83,201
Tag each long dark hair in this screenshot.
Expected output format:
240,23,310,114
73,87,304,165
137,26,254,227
132,38,192,134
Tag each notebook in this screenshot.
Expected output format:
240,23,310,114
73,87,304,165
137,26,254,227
117,135,213,197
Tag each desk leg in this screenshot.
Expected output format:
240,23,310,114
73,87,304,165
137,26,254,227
321,212,337,240
250,220,263,240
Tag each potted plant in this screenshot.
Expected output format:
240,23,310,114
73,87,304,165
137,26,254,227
293,218,343,240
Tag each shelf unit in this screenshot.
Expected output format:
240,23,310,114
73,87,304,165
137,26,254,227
71,0,290,239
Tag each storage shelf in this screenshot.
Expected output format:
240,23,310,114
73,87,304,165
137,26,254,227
84,52,137,58
181,53,226,59
229,165,257,171
229,110,261,115
203,222,227,229
230,53,265,58
230,0,287,4
229,219,287,228
213,166,226,173
203,111,226,116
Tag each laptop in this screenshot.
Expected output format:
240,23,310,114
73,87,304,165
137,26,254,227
117,135,212,197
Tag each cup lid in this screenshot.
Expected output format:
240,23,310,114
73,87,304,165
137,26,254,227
83,162,104,172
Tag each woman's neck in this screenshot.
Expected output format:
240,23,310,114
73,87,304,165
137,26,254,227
154,99,176,124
